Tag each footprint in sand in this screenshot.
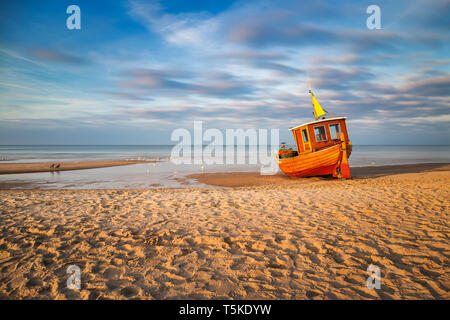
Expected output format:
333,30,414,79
305,290,321,299
120,285,141,298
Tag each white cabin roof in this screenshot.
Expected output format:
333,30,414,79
289,117,347,131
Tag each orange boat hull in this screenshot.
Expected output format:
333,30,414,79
278,143,351,178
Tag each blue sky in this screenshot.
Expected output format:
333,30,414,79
0,0,449,145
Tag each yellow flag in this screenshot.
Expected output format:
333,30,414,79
310,90,326,119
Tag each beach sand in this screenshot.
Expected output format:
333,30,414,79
0,164,449,299
187,163,450,187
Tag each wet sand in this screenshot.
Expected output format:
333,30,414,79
187,163,450,187
0,160,156,175
0,164,448,299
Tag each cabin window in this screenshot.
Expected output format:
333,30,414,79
329,123,341,140
314,126,327,142
302,129,309,143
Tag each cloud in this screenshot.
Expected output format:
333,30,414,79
400,114,450,124
118,68,255,98
208,50,302,76
253,61,303,76
311,54,364,66
229,22,337,47
400,76,450,97
210,51,286,61
310,67,375,91
28,48,91,65
120,68,193,90
351,114,450,126
0,48,43,66
97,90,154,101
127,0,218,46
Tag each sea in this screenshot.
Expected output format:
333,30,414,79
0,145,449,189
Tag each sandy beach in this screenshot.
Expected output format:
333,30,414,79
0,164,449,300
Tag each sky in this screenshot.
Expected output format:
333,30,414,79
0,0,449,145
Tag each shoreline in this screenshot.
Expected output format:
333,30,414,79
0,159,157,175
0,162,449,190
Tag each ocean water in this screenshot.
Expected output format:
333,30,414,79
0,145,449,189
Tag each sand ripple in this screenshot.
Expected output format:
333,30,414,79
0,171,449,299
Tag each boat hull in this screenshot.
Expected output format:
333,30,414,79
278,143,351,178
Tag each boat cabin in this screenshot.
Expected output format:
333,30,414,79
290,117,349,154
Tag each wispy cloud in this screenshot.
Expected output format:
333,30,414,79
28,48,91,65
127,0,219,47
118,68,256,98
400,76,450,96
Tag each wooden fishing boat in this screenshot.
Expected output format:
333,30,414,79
278,91,352,179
